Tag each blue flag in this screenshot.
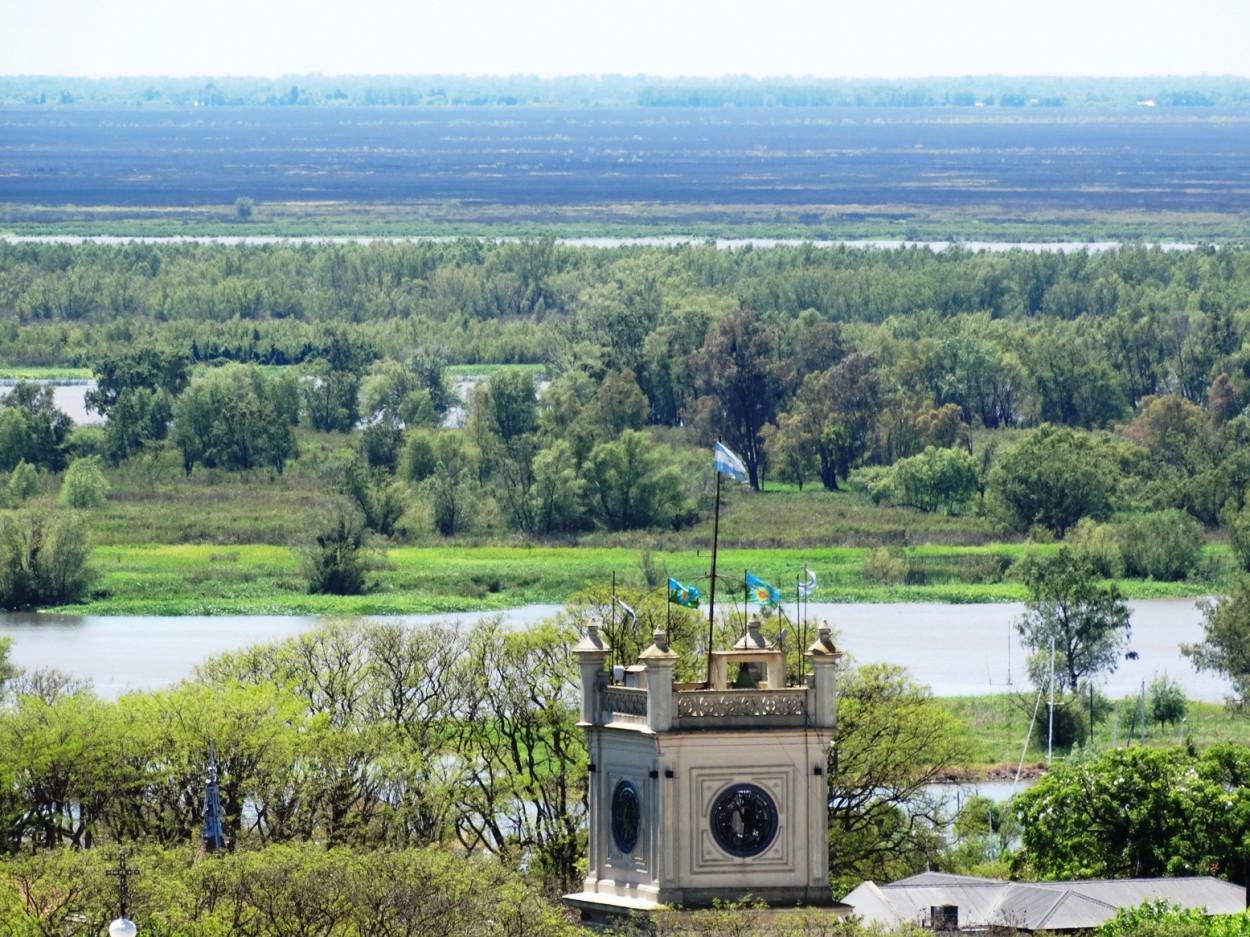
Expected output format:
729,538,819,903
797,567,817,599
746,571,780,606
668,577,701,608
713,441,748,483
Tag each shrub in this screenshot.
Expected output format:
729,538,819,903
340,455,406,536
0,508,93,609
851,466,894,505
890,446,979,514
400,429,438,483
359,419,403,472
58,456,109,509
1030,692,1094,751
64,424,105,460
1224,501,1250,572
1117,510,1205,581
303,509,367,595
1149,674,1188,729
861,547,909,584
6,460,37,503
1096,899,1205,937
1066,517,1125,578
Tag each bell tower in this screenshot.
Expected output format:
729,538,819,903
565,616,843,928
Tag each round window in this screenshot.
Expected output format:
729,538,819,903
710,783,778,857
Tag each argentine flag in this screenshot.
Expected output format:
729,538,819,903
713,441,747,483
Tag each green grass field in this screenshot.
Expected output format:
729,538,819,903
47,452,1250,772
66,538,1219,616
49,442,1223,614
0,367,93,381
941,696,1250,774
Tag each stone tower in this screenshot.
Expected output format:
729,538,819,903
565,615,842,928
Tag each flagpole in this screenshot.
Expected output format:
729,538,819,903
610,569,617,675
799,566,807,667
794,571,800,686
705,470,722,687
743,568,749,635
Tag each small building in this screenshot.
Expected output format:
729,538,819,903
564,615,849,930
842,872,1248,932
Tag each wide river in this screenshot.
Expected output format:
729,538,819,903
0,598,1227,702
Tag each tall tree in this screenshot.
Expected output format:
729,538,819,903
582,430,684,532
991,424,1123,536
0,383,73,473
0,636,15,696
1016,547,1132,694
469,370,540,532
172,364,297,475
0,508,93,610
687,309,791,490
85,346,189,463
829,663,969,894
1183,576,1250,709
453,618,586,894
778,352,884,491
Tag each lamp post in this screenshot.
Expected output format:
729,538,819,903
106,850,139,936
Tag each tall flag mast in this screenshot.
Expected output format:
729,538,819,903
708,442,747,684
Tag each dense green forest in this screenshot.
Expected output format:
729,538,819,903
3,239,1250,559
0,238,1245,616
4,73,1250,108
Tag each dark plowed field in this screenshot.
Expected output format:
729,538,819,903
2,105,1250,214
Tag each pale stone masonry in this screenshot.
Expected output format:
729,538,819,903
566,615,845,929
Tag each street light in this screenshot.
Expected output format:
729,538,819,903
108,918,138,937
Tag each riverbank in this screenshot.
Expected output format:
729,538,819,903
64,541,1217,617
940,693,1248,771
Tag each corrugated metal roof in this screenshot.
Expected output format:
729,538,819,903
842,874,1246,932
1030,891,1118,930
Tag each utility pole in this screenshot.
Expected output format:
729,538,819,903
1046,636,1055,764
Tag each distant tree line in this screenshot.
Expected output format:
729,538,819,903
4,74,1250,108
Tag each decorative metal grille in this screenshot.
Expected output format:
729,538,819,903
676,690,807,719
602,687,648,717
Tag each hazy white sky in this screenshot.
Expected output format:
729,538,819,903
4,0,1250,79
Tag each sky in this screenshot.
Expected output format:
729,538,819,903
4,0,1250,80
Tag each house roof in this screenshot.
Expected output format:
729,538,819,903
842,872,1247,932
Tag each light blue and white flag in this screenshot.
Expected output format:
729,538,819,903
613,595,637,629
713,441,747,483
797,567,817,599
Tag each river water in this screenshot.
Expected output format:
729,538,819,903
0,598,1225,702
